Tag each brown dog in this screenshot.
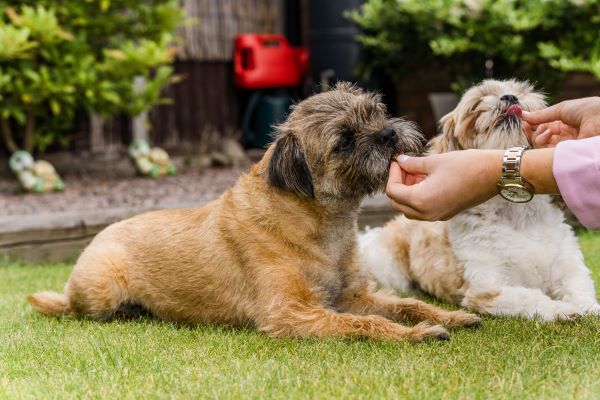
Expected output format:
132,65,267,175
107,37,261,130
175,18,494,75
28,83,479,341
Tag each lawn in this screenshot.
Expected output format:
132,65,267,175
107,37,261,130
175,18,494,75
1,232,600,400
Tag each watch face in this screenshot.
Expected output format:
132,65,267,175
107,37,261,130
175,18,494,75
499,184,533,203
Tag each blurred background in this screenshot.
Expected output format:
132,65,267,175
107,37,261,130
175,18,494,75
2,0,599,166
1,0,600,260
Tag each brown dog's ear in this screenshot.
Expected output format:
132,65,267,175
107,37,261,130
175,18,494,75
267,134,314,198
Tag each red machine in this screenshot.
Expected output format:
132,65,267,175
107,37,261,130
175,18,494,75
234,34,309,90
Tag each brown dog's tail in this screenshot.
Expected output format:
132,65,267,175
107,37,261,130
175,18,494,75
27,291,71,316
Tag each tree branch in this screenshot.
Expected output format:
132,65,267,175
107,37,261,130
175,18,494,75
24,111,35,153
1,117,19,153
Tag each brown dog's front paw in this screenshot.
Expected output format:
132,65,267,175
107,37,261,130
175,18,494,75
410,322,450,342
442,310,482,329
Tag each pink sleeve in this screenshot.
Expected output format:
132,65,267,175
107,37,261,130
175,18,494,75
553,136,600,230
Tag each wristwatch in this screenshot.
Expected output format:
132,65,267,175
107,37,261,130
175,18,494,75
497,146,535,203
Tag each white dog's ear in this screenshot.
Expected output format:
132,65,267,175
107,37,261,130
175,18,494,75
267,134,314,198
429,111,460,153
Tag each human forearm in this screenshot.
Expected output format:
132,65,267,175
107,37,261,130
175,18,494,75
387,147,560,221
461,148,559,197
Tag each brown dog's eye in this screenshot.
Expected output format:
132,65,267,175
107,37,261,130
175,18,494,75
335,131,354,153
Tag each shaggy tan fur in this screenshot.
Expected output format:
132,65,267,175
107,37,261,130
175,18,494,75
379,219,467,305
28,83,480,342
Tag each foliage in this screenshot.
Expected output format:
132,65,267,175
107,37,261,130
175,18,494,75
349,0,600,93
0,1,183,153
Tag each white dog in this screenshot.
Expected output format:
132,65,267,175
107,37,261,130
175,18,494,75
360,79,600,321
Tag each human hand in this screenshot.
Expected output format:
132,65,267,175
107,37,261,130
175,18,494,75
385,150,502,221
528,121,578,148
522,97,600,148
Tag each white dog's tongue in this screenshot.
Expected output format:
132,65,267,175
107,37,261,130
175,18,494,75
506,104,522,117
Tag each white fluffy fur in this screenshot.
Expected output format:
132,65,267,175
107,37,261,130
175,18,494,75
360,79,600,321
359,227,414,294
453,196,598,320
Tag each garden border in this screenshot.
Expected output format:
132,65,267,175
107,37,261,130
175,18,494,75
0,195,394,263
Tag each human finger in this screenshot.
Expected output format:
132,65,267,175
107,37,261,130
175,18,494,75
533,129,552,148
389,200,425,220
522,103,566,126
387,161,404,185
534,122,549,135
386,162,415,203
403,172,426,186
396,154,430,175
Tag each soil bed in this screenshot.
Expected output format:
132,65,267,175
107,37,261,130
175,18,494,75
0,167,247,217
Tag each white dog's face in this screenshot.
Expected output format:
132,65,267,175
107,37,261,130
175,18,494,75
430,79,546,152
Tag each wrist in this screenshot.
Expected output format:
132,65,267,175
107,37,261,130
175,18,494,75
466,150,504,200
520,148,559,194
477,149,504,196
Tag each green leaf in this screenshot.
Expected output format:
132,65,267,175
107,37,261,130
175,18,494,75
49,99,61,115
100,0,111,12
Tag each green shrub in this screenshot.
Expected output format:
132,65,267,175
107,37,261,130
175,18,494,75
0,1,183,153
349,0,600,93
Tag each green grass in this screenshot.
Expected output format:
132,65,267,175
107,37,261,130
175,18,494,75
2,232,600,399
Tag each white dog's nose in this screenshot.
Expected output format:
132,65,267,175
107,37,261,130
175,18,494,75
500,94,519,104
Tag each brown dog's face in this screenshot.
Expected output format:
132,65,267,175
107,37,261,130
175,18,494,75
430,79,546,153
266,82,422,200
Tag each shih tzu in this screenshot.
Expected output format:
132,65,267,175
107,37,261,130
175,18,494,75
360,79,600,321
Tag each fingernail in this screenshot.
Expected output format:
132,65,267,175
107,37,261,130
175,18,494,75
540,129,551,137
397,154,410,163
535,129,552,146
522,110,530,117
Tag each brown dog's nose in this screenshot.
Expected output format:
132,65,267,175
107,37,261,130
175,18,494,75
376,127,397,145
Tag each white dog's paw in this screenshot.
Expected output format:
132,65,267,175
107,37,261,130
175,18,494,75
578,303,600,316
535,302,581,322
563,300,600,316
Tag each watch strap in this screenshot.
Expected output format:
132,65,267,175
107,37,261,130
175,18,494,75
502,146,528,180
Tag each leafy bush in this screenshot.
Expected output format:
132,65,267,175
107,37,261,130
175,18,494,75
0,1,182,153
349,0,600,92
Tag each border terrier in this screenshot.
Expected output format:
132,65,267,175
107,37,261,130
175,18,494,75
360,79,600,321
28,83,479,341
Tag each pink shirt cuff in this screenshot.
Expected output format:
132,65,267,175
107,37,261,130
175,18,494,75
553,136,600,230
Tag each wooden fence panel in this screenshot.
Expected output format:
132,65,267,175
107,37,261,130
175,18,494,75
179,0,283,62
148,61,242,151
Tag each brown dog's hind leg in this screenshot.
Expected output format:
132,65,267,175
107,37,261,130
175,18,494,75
337,289,481,329
258,302,449,342
61,249,133,321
